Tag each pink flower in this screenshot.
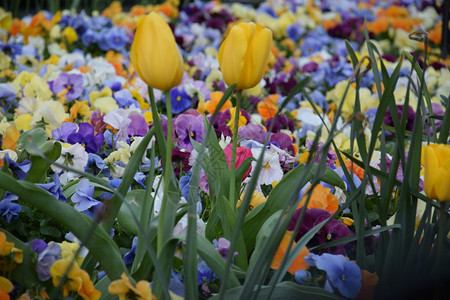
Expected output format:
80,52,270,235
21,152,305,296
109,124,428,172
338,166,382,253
223,144,253,180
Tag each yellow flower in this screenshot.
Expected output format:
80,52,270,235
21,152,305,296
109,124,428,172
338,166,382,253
23,76,53,100
92,97,118,114
69,101,91,122
89,86,112,105
237,190,267,211
421,144,450,201
218,22,272,90
50,259,100,300
108,273,154,300
59,241,84,266
0,232,13,256
14,114,32,131
226,107,247,131
62,26,78,44
130,12,184,91
0,8,12,31
0,276,13,299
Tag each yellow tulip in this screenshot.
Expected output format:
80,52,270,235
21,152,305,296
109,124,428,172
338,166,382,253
130,12,184,91
218,22,272,90
422,144,450,202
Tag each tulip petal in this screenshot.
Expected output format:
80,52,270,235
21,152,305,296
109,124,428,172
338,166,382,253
131,12,183,91
423,145,439,199
434,156,450,201
237,25,272,90
219,25,248,88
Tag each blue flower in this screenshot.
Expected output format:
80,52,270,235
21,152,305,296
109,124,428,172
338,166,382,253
286,24,305,42
3,154,31,180
71,179,101,212
81,29,98,46
0,192,21,223
306,253,362,298
36,173,67,202
170,270,184,297
123,236,138,266
197,261,215,285
114,89,140,108
168,88,192,115
105,26,131,52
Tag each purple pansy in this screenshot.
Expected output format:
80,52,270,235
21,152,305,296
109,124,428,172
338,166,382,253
52,72,84,101
3,154,31,180
28,239,61,281
127,114,148,137
288,208,351,254
67,123,104,154
174,114,205,151
52,122,78,142
239,123,267,144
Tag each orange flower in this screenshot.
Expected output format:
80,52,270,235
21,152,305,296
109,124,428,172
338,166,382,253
356,270,378,300
102,1,122,18
271,231,310,274
0,276,13,300
257,95,278,121
1,126,20,151
429,21,442,45
131,5,148,17
50,260,101,300
345,160,365,181
0,232,13,257
366,17,388,34
68,101,91,122
297,184,339,214
206,91,232,115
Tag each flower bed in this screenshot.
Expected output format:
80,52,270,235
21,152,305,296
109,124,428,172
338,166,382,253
0,0,449,299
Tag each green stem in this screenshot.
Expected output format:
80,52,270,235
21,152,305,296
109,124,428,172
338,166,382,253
433,201,446,299
157,91,173,255
229,90,242,204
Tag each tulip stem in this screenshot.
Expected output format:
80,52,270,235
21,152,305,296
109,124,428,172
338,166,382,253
229,90,242,204
433,201,447,298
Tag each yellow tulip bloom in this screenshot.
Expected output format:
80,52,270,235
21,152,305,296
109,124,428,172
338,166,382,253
218,22,272,90
422,144,450,202
130,12,184,91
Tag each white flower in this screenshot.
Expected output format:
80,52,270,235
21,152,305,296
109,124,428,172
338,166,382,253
52,143,89,181
103,109,131,144
250,147,283,186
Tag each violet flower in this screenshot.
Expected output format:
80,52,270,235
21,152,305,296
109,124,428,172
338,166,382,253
29,240,61,281
174,114,205,152
127,114,148,137
265,114,295,133
288,208,351,255
52,72,83,101
239,123,267,144
67,122,104,154
384,105,415,134
52,122,78,142
306,139,337,167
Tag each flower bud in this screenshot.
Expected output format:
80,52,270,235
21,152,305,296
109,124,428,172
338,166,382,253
130,12,184,91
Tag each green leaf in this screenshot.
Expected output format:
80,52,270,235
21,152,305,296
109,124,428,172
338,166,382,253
210,281,338,300
117,190,146,235
0,172,127,280
26,141,61,183
16,127,54,156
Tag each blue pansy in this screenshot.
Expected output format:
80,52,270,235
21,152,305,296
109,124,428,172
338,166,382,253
167,88,192,115
71,179,101,212
123,236,138,265
306,253,362,298
197,261,215,286
36,173,67,202
0,192,21,223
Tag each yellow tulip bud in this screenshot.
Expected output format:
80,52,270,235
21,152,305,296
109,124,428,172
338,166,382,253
130,12,184,91
422,144,450,202
218,22,273,90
